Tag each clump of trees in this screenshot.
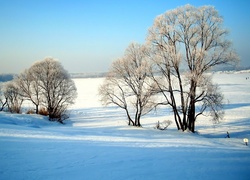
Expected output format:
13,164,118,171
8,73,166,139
0,57,77,123
0,84,7,111
1,81,24,113
99,4,239,132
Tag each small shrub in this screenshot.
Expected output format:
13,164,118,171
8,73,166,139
9,105,22,114
26,109,35,114
38,107,49,116
48,108,69,124
155,120,172,130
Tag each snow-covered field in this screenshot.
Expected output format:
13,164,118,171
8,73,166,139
0,72,250,180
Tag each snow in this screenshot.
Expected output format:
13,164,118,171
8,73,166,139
1,71,250,180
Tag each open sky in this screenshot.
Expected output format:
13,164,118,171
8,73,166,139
0,0,249,74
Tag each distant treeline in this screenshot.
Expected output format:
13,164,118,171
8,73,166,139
1,66,249,81
214,65,250,71
0,74,15,82
70,72,107,78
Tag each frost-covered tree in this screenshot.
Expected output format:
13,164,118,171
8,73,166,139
28,57,77,122
15,69,42,114
0,83,7,111
147,4,238,132
99,43,156,127
3,81,24,113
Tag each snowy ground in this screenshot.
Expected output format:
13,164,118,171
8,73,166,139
0,72,250,180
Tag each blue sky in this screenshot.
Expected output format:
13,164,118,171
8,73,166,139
0,0,249,73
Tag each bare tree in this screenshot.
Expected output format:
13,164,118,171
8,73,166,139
28,57,77,122
99,43,156,127
147,4,239,132
15,69,42,114
0,83,8,111
3,81,24,113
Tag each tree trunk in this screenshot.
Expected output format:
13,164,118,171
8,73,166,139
173,111,180,130
0,98,7,111
136,119,141,127
175,67,188,131
170,91,184,131
188,80,196,132
134,115,141,127
136,114,142,127
35,104,39,114
125,108,134,126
